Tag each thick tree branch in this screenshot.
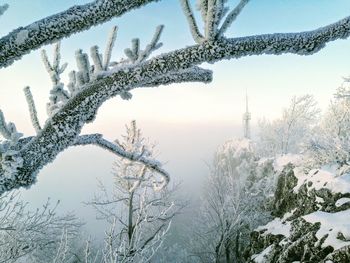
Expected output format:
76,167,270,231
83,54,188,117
0,0,160,68
0,67,211,195
1,15,350,195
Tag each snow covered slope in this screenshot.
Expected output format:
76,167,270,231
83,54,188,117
245,160,350,263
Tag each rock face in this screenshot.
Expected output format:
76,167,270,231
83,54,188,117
245,162,350,263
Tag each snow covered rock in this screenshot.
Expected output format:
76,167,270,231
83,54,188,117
245,162,350,263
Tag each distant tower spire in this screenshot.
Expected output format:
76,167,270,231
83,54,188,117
243,91,251,139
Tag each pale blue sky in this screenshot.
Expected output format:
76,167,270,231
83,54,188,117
1,0,350,235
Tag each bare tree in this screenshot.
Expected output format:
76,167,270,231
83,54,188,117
257,95,320,157
190,139,274,263
0,0,350,196
0,192,81,263
86,121,184,263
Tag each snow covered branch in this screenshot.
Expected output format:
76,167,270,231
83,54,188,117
1,6,350,196
0,62,210,195
0,0,160,68
73,134,170,190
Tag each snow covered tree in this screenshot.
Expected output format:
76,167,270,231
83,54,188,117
0,191,81,263
86,121,183,263
190,139,274,263
1,0,350,195
306,81,350,169
257,95,320,157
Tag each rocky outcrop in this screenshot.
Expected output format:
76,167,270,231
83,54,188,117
245,162,350,263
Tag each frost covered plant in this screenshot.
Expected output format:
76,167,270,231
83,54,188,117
1,0,350,195
87,121,184,263
190,139,274,263
41,42,69,116
0,23,196,195
256,95,320,157
306,81,350,169
0,191,81,263
0,111,23,184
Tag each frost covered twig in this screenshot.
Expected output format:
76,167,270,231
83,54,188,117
123,25,164,64
0,111,24,182
23,86,42,134
0,0,160,68
103,26,118,70
180,0,250,42
90,25,118,73
41,42,70,116
217,0,250,37
179,0,204,43
0,110,12,140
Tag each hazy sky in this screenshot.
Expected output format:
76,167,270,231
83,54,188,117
1,0,350,236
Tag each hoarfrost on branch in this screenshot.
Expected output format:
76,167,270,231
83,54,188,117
1,0,350,195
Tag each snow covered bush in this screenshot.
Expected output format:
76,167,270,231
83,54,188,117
1,0,350,195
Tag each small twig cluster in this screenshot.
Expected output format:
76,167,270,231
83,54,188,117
180,0,250,43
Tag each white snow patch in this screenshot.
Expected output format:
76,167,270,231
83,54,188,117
315,196,324,203
15,29,29,45
293,168,350,194
252,245,273,263
303,210,350,250
283,208,297,219
273,154,302,172
335,198,350,207
256,213,292,238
